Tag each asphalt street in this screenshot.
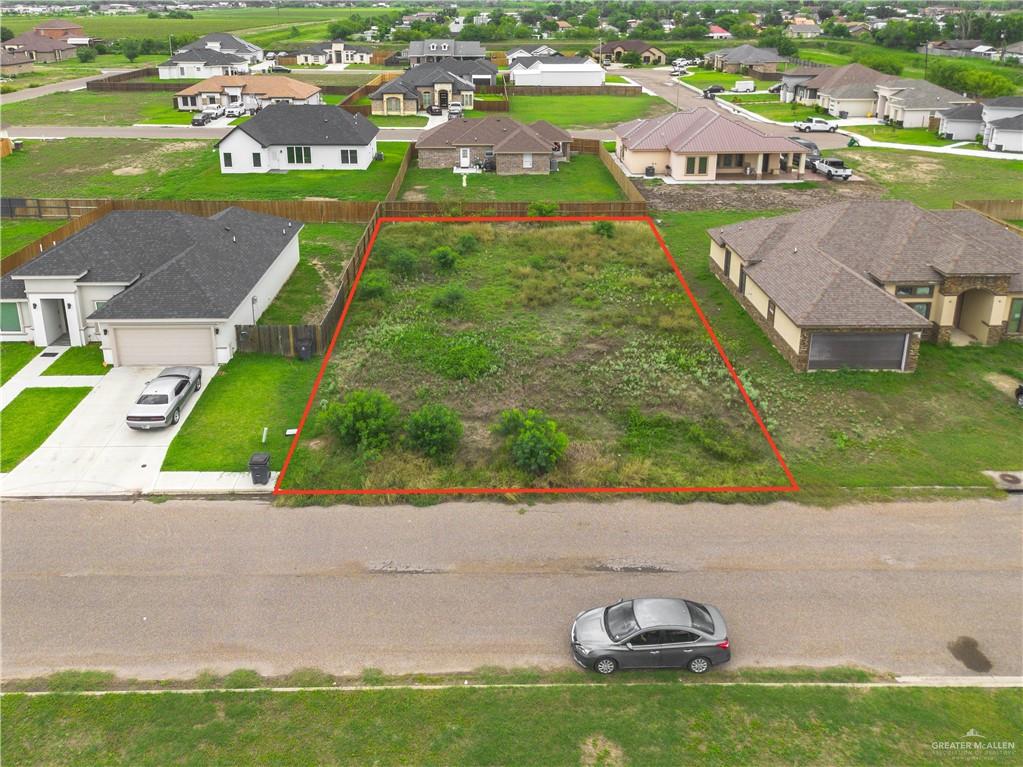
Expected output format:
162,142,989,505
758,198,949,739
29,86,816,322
2,497,1019,680
0,71,128,105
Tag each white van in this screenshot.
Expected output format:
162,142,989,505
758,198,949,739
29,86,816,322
731,80,756,93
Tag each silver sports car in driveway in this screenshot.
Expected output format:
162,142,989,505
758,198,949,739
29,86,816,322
571,597,731,675
126,367,202,430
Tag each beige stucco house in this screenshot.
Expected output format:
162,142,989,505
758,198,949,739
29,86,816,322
707,202,1023,372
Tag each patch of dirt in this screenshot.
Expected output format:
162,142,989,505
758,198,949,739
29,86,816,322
153,140,206,155
984,372,1019,398
637,176,886,212
580,735,626,767
401,185,428,202
306,437,328,451
112,166,145,176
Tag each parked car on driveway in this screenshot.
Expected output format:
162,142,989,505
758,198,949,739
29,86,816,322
447,102,463,116
794,116,837,133
126,367,202,430
426,104,443,115
269,65,291,73
201,105,225,120
224,103,247,118
571,597,731,675
811,157,853,180
703,85,725,98
768,83,783,94
787,136,821,162
190,112,212,127
731,80,755,93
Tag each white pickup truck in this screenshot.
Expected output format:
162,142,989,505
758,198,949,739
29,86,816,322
810,157,852,180
794,116,838,133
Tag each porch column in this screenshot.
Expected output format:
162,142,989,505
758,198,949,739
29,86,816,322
797,152,805,179
755,153,763,180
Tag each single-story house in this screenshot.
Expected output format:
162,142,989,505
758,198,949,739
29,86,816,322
792,63,896,117
178,32,263,64
706,25,733,40
217,103,379,173
706,201,1023,371
0,49,34,75
614,109,808,181
2,31,75,62
294,40,373,66
920,39,985,58
985,114,1023,152
874,78,970,128
981,96,1023,146
415,116,571,175
706,44,787,74
33,19,85,39
591,40,667,65
368,62,479,115
1003,40,1023,62
508,56,605,87
402,39,486,66
937,101,984,140
2,208,301,366
506,44,560,63
438,58,499,86
174,75,322,112
778,65,826,103
158,48,249,80
786,23,822,38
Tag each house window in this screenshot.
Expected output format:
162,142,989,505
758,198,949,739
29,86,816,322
738,265,747,294
908,302,931,319
0,302,21,332
723,248,732,278
721,154,733,168
339,149,358,164
286,146,312,164
93,300,107,312
698,156,708,174
252,153,261,167
179,66,185,76
523,152,533,169
686,157,696,174
223,152,233,167
895,285,934,297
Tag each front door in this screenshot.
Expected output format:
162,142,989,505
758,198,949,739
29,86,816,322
761,153,770,173
459,147,471,168
439,89,449,108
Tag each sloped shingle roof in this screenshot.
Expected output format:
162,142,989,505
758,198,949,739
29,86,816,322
370,62,476,99
712,44,787,65
162,48,246,66
615,109,807,154
175,75,320,100
224,103,378,147
416,116,557,154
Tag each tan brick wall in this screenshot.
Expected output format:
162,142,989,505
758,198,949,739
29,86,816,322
417,148,459,168
496,152,551,175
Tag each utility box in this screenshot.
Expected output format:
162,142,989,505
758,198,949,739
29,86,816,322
296,339,313,361
249,452,271,485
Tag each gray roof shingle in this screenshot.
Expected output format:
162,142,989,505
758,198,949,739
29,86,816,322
225,103,379,147
370,62,477,100
161,48,246,66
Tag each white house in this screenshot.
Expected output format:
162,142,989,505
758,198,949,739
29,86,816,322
874,78,969,128
506,44,559,63
174,75,322,112
508,56,606,87
2,208,301,366
178,32,263,63
706,24,733,39
980,96,1023,146
158,48,249,79
217,103,380,174
294,40,373,66
937,101,984,140
986,114,1023,152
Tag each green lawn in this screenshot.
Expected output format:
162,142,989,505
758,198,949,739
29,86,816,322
0,343,41,385
1,219,67,258
399,154,626,203
844,124,957,147
0,90,192,127
655,210,1023,501
1,139,408,201
717,95,822,123
161,353,321,473
506,94,672,128
259,222,367,325
830,148,1023,208
4,685,1019,765
40,345,108,377
680,69,776,92
0,54,163,93
369,114,429,127
0,388,91,472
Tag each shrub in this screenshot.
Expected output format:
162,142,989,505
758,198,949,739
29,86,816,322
121,39,141,62
456,233,479,254
527,201,559,217
387,248,419,277
223,669,262,689
855,53,902,76
495,408,568,475
592,221,615,239
431,245,457,271
406,403,463,458
358,271,389,299
75,46,97,63
322,389,400,453
431,284,466,311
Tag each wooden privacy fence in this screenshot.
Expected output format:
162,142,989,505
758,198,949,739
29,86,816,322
340,72,399,115
379,200,648,216
87,67,183,92
505,83,642,97
1,197,109,218
385,143,414,202
954,199,1023,233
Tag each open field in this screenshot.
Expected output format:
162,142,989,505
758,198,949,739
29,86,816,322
844,124,958,147
3,684,1019,766
280,220,787,495
0,343,41,385
1,90,188,126
829,148,1023,208
655,210,1023,501
680,69,777,92
506,94,672,128
0,387,91,472
399,155,626,203
288,71,376,87
0,54,164,93
259,223,367,326
1,219,67,258
717,94,822,123
1,139,408,201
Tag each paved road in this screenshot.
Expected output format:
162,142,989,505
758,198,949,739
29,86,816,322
2,497,1019,680
0,71,131,105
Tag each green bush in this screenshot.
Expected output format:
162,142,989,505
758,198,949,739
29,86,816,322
358,271,390,299
223,669,262,689
322,389,401,453
406,403,463,458
495,408,569,475
431,284,466,311
387,248,419,277
592,221,615,238
456,233,479,254
75,46,97,63
527,201,559,217
431,245,457,271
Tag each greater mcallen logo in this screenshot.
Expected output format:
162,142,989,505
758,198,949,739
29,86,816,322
932,729,1016,756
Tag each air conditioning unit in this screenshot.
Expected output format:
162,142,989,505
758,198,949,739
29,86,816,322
644,165,655,177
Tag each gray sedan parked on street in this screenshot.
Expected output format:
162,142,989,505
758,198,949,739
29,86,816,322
571,597,731,675
126,367,202,430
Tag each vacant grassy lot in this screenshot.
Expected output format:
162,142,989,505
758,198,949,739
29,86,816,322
507,94,672,128
0,90,195,126
717,94,822,123
4,685,1019,766
41,345,108,377
259,222,367,325
830,148,1023,208
1,139,408,201
1,219,67,258
680,69,776,92
0,343,41,385
655,210,1023,501
0,54,163,93
368,114,429,127
399,155,626,203
280,221,787,494
0,387,91,472
845,124,957,147
162,353,321,473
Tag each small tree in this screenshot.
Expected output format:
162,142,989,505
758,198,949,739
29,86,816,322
76,46,98,63
621,51,642,66
495,408,569,475
121,39,141,63
322,389,400,453
358,271,389,299
456,233,478,255
387,248,418,277
0,26,13,42
430,245,457,271
527,200,558,217
406,403,463,458
592,221,615,239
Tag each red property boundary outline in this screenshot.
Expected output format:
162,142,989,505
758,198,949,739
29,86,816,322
274,215,799,496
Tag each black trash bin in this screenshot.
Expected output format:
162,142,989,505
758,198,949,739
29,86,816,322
249,452,271,485
296,338,312,361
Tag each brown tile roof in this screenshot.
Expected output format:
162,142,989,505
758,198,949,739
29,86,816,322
615,109,807,154
708,201,1022,328
35,19,83,30
416,116,554,154
175,75,320,100
4,31,75,53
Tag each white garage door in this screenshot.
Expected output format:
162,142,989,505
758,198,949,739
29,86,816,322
114,326,215,366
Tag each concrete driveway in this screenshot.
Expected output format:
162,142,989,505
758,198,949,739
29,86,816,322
0,366,215,497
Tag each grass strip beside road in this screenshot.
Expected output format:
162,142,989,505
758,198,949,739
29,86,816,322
3,685,1019,766
0,343,42,385
0,388,91,472
844,124,958,147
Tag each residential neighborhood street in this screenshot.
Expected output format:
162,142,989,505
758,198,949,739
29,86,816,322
3,497,1019,681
